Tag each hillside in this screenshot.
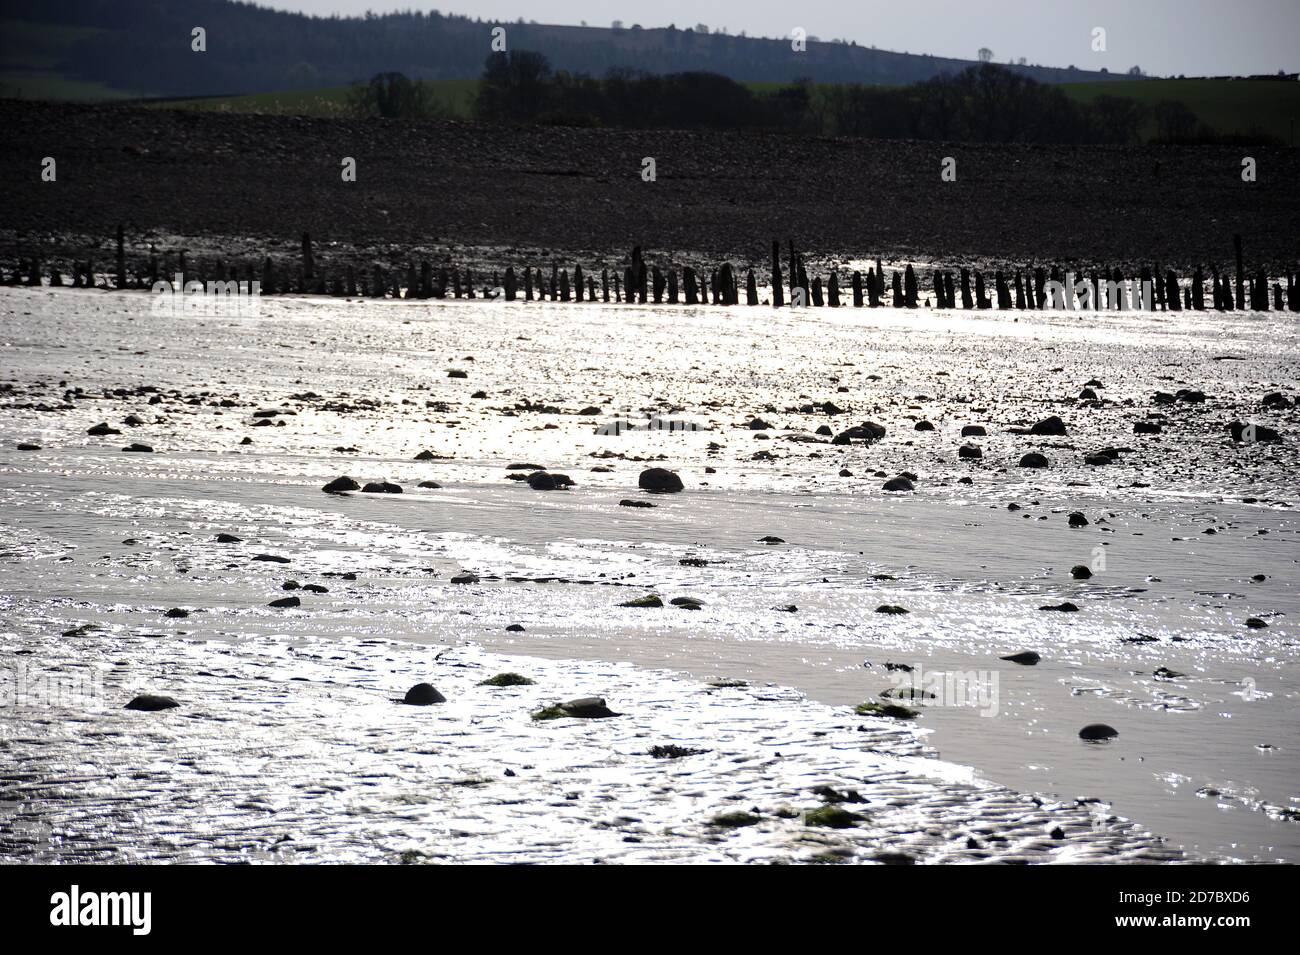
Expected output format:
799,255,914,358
0,0,1126,100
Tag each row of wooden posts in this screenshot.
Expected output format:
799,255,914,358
5,228,1300,313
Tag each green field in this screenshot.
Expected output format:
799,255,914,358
148,80,479,119
1060,78,1300,144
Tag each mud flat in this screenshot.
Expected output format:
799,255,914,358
1,285,1296,862
2,99,1300,273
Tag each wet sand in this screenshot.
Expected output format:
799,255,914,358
1,285,1296,863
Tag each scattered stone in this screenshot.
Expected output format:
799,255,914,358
1000,651,1041,665
1078,723,1119,741
638,467,684,493
961,425,987,437
1068,512,1089,528
124,694,180,712
361,481,402,493
1245,617,1268,630
215,533,241,543
164,607,189,618
16,442,40,450
1071,565,1093,579
1134,421,1162,434
1018,452,1050,468
269,595,300,608
670,596,704,610
505,623,525,632
1153,666,1184,680
620,594,663,608
804,806,864,828
252,554,290,563
757,535,784,544
1040,601,1080,612
882,476,914,492
958,445,982,459
619,499,656,508
122,443,153,453
87,423,121,436
914,420,935,431
875,604,909,615
322,476,360,493
417,480,442,489
649,744,708,759
532,697,619,720
1030,415,1067,436
710,811,761,828
451,572,480,584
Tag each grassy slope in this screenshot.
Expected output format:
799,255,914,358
1060,78,1300,143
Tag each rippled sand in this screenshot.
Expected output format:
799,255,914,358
1,287,1296,862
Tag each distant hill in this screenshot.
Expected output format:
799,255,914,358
0,0,1129,100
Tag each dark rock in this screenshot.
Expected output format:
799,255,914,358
322,476,360,493
638,467,684,493
1030,415,1067,436
417,480,442,489
215,533,241,543
1078,723,1118,741
532,697,620,720
670,596,704,609
620,594,663,608
451,572,480,584
527,471,559,490
875,604,909,615
619,499,656,508
1245,617,1268,629
505,623,525,632
757,535,784,544
269,595,300,608
361,481,402,493
122,443,153,452
958,444,982,459
961,425,987,437
16,442,41,450
1071,565,1093,579
402,683,446,705
1134,421,1162,434
1229,421,1281,443
882,476,914,492
914,420,935,431
1040,601,1080,612
125,694,180,712
1018,452,1050,468
164,607,189,618
1068,512,1089,528
87,423,121,436
1000,651,1041,665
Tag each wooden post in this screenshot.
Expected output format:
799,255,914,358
960,268,973,309
115,224,126,290
771,241,784,307
1234,234,1244,309
667,269,678,304
746,269,758,305
301,233,314,283
904,265,918,308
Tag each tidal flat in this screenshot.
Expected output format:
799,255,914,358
1,286,1295,863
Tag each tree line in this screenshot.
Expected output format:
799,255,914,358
457,53,1277,145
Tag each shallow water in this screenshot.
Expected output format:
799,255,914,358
1,287,1296,862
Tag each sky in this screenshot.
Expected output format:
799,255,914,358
255,0,1300,77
